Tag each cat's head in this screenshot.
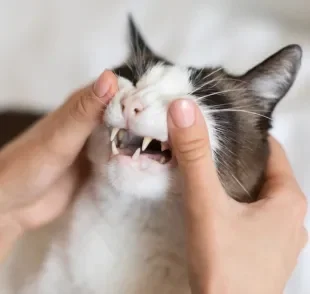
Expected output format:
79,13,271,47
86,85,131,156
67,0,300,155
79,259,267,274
87,16,302,202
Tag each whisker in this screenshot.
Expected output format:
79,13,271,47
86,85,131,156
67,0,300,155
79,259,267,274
231,174,251,198
208,108,271,120
189,72,223,94
207,102,256,109
206,78,249,90
202,67,223,80
196,88,244,102
214,149,251,199
208,103,268,114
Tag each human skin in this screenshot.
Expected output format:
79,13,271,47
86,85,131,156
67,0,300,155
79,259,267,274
167,99,308,294
0,76,307,294
0,70,119,261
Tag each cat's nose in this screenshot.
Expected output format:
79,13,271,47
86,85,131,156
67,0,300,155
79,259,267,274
121,98,144,117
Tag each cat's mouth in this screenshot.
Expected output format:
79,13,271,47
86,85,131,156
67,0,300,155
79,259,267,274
109,128,172,164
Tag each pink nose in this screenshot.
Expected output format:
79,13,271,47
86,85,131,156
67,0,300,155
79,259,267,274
121,98,144,117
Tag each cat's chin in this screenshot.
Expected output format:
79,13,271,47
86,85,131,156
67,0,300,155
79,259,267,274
104,155,179,199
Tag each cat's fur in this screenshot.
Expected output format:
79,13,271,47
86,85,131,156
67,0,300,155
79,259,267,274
0,16,302,294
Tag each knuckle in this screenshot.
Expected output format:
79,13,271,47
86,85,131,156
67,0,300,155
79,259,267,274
177,137,209,163
69,90,94,122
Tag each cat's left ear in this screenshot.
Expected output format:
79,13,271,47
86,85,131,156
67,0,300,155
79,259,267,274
128,15,153,57
241,44,302,113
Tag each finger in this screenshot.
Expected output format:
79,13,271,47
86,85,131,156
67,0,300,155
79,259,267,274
0,163,81,262
39,70,118,162
167,99,226,208
265,136,295,181
11,148,89,229
258,136,303,202
13,161,84,230
0,71,117,209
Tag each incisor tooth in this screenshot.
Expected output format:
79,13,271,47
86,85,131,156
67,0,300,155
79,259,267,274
132,148,141,160
112,141,119,155
159,156,166,164
142,137,153,151
110,128,120,141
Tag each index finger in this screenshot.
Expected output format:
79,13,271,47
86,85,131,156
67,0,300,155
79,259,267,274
0,71,118,209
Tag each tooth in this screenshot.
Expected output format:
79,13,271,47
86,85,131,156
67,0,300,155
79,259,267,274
118,129,125,140
110,128,120,141
159,156,166,164
142,137,153,151
111,141,119,155
161,142,169,152
119,143,125,149
132,148,141,160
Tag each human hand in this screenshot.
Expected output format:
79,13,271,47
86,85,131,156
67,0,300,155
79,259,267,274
0,70,118,260
167,99,308,294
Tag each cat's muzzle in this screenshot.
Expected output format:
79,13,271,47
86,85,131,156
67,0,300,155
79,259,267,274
109,128,172,164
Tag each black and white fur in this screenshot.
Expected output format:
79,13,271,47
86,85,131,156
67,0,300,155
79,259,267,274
0,16,302,294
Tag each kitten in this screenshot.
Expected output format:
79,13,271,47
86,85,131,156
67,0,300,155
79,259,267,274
0,16,302,294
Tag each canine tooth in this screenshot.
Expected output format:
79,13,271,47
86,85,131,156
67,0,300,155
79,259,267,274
110,128,120,141
142,137,153,151
132,148,141,160
118,129,125,140
159,156,166,164
111,141,119,155
161,142,169,152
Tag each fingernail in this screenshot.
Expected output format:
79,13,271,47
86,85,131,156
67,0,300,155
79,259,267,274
169,99,196,128
93,71,110,98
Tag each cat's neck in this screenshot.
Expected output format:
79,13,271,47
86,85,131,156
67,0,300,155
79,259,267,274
90,170,182,203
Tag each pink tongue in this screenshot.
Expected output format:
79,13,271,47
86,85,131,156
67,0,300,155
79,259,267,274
117,148,163,162
142,153,162,161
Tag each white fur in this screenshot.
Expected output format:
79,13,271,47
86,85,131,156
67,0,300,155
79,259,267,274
0,3,309,293
251,72,290,100
0,64,218,294
250,52,301,100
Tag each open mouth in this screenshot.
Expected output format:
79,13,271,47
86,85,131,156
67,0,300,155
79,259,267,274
109,128,172,164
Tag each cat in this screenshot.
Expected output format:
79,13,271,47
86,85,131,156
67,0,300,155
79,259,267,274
0,16,302,294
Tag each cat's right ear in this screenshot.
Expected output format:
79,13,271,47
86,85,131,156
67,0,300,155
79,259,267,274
241,44,302,114
128,15,153,57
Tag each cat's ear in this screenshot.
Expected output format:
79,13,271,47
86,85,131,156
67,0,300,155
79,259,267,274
241,44,302,112
128,15,153,57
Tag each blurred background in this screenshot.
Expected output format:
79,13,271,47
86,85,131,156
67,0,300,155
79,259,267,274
0,0,309,293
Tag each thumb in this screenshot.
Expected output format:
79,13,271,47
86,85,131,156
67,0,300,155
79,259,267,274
36,70,118,162
168,99,226,208
0,70,118,211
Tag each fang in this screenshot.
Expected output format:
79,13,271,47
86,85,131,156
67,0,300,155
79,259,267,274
110,128,120,141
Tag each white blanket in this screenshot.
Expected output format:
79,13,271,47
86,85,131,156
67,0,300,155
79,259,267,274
0,1,309,293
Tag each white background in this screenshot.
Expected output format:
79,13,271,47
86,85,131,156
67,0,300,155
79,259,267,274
0,1,309,293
